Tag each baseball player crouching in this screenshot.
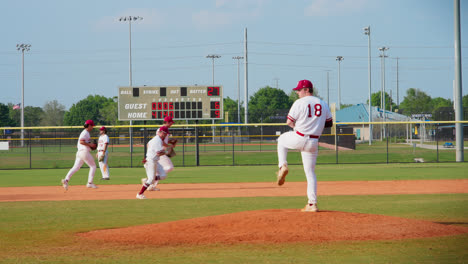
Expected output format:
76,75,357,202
142,116,176,191
61,120,99,190
136,126,170,199
97,126,110,180
276,80,333,212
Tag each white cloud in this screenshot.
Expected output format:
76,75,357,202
304,0,367,17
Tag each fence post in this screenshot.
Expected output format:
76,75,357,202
195,121,200,166
130,126,133,168
232,128,235,166
436,124,439,162
335,129,338,164
386,124,389,164
29,129,32,169
182,127,185,167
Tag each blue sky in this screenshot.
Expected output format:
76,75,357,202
1,0,466,109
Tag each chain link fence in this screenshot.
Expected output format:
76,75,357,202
0,121,467,169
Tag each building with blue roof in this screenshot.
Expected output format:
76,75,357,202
335,104,419,142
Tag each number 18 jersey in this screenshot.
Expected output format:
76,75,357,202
287,96,332,136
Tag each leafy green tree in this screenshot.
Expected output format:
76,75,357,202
99,97,120,125
463,94,468,107
288,90,298,105
64,95,114,126
0,103,15,127
370,91,397,111
223,97,243,123
41,100,66,126
248,86,291,123
432,97,452,110
399,88,432,116
9,105,43,127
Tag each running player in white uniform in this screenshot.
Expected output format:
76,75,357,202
145,116,176,191
97,126,110,180
61,120,98,190
136,126,169,199
276,80,333,212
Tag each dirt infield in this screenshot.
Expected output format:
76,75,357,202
3,179,468,245
1,179,467,202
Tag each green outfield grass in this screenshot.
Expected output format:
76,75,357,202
0,194,467,263
0,163,467,263
0,163,467,187
0,140,466,169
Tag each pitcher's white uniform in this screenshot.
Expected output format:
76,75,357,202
64,129,96,184
143,135,167,186
156,127,174,174
277,95,332,205
97,133,110,179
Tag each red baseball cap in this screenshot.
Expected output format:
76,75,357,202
159,126,170,134
99,126,106,131
164,116,174,123
293,80,313,91
85,120,95,126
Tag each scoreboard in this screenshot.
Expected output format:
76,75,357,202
118,86,223,121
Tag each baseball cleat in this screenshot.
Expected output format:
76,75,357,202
136,193,147,199
61,179,68,191
301,203,319,212
276,165,289,186
86,183,98,189
147,184,160,191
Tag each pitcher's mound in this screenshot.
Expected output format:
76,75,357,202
79,209,468,246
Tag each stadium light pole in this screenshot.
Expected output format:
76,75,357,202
16,44,31,148
206,54,221,85
336,56,344,110
206,54,221,142
119,15,143,154
363,26,373,145
379,46,389,139
232,56,243,124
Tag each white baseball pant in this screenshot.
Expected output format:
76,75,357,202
143,160,166,185
277,131,319,204
65,149,97,183
98,151,110,179
159,155,174,174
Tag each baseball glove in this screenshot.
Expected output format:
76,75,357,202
166,146,176,158
98,153,104,162
168,138,178,147
90,139,97,150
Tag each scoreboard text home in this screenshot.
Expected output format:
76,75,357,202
118,86,223,121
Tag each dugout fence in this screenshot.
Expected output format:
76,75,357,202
0,121,467,169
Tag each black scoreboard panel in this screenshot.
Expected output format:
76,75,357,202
118,86,223,121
